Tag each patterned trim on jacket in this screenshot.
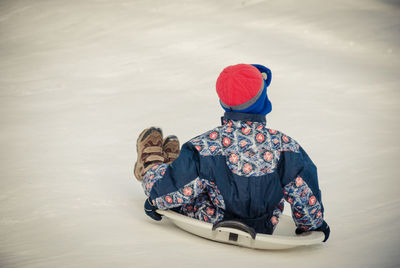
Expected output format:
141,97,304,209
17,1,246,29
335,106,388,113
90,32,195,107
270,198,285,230
142,164,226,223
190,119,300,177
142,164,168,197
180,188,225,224
283,176,323,230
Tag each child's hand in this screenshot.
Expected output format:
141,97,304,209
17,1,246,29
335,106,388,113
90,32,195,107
144,198,162,221
296,221,330,242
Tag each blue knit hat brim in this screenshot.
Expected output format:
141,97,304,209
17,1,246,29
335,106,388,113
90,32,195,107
220,64,272,116
221,85,272,115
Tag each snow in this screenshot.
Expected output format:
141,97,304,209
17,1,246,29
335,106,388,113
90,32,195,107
0,0,399,267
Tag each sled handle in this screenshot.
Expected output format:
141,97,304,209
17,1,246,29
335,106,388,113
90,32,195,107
212,220,257,239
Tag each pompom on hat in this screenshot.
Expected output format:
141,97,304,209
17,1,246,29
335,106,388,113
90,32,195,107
216,64,272,115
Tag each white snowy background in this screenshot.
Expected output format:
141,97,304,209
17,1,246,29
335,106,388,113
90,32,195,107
1,0,399,267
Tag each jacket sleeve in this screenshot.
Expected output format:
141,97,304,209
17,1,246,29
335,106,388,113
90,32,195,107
279,145,325,231
141,142,205,210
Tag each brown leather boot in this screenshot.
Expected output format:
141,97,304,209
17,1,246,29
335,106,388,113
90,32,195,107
162,135,180,164
134,127,165,181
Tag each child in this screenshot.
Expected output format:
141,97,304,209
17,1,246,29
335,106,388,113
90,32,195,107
134,64,330,242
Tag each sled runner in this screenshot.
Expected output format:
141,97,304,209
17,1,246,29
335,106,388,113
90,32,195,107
157,209,325,250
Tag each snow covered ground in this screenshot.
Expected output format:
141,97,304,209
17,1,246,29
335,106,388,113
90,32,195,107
0,0,399,267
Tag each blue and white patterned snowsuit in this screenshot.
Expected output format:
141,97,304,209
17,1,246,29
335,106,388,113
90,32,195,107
142,112,325,234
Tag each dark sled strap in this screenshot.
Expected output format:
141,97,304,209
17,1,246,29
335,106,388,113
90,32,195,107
212,220,257,239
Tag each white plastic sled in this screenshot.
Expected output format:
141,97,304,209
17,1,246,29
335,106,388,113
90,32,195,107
157,209,324,250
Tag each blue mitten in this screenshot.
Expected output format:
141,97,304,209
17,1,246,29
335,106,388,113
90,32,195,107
296,221,330,242
144,198,162,221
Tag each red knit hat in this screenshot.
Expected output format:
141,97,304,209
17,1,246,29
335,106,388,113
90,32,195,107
216,64,265,111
